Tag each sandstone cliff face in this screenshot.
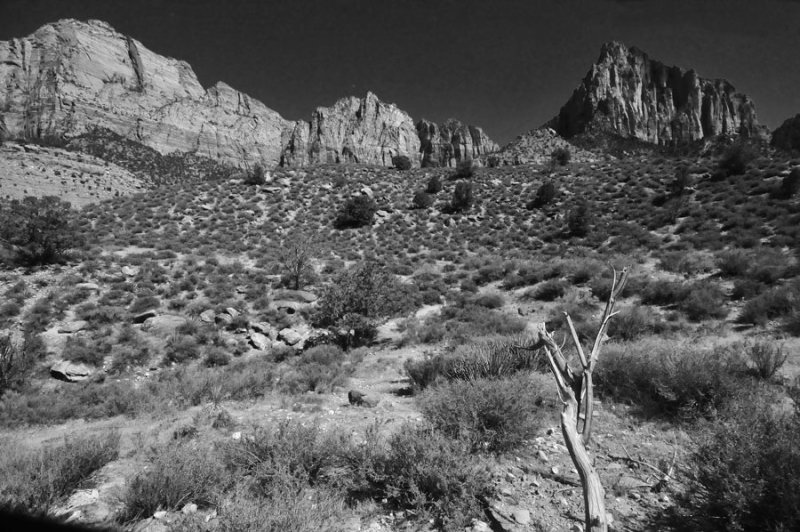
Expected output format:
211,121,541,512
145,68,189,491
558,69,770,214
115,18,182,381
0,19,496,169
416,118,499,167
281,92,421,167
550,42,759,145
0,19,291,167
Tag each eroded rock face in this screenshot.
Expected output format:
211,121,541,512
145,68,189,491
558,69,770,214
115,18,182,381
550,41,759,144
0,19,291,168
281,92,421,167
417,118,499,167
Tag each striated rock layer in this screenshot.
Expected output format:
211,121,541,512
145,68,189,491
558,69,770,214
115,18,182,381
549,41,759,145
416,118,499,167
0,19,496,169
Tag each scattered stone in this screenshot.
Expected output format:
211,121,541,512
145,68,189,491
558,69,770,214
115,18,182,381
360,186,374,198
470,519,492,532
616,475,650,491
50,360,93,382
224,307,239,318
250,322,276,338
121,266,138,277
551,466,560,475
58,320,88,333
142,314,187,336
273,300,304,314
199,309,216,323
512,509,531,525
249,332,270,350
570,524,583,532
74,282,100,291
153,511,168,520
181,503,197,514
133,310,157,324
348,390,379,408
537,450,548,462
215,313,233,326
231,432,242,441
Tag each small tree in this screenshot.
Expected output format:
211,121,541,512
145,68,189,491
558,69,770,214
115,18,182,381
528,181,557,209
0,334,38,397
426,174,443,194
0,196,83,265
567,200,592,237
412,190,434,210
276,234,317,290
552,147,571,166
670,166,692,196
453,158,475,179
449,181,473,213
392,154,412,170
519,267,629,532
244,163,267,185
333,195,377,229
780,168,800,198
719,143,756,177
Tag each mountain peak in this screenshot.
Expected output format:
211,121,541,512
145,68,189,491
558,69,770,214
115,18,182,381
552,41,759,144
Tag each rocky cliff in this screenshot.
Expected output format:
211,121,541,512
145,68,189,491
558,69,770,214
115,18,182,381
416,118,499,167
772,114,800,153
0,19,495,169
281,92,421,167
549,41,759,145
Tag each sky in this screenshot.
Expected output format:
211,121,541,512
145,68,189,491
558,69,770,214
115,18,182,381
1,0,799,145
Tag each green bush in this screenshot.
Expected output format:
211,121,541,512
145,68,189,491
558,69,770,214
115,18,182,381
163,334,201,364
62,334,112,366
595,340,751,420
677,395,800,531
552,147,571,166
745,340,787,381
129,295,161,314
278,344,352,394
529,279,567,301
0,432,119,515
719,143,756,177
392,154,412,170
418,373,553,452
244,163,266,186
119,442,228,522
606,305,665,341
679,281,729,321
471,291,505,309
426,174,443,194
412,190,434,209
739,285,799,326
527,181,557,209
0,196,84,265
641,279,691,306
566,200,592,237
333,195,377,229
780,167,800,198
449,181,473,212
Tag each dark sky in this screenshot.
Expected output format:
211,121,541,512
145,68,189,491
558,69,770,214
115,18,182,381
2,0,799,145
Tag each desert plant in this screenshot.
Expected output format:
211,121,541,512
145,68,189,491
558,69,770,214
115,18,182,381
780,167,800,198
552,147,571,166
449,181,473,212
426,174,443,194
392,154,412,170
745,340,787,381
528,181,557,209
333,195,377,229
0,196,84,265
244,163,267,185
719,142,756,177
567,200,592,237
453,158,475,179
0,335,38,397
276,234,317,290
412,190,434,209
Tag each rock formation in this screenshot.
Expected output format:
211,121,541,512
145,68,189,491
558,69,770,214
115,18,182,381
549,41,759,145
416,118,499,167
0,19,496,170
491,128,596,166
772,114,800,152
281,92,420,167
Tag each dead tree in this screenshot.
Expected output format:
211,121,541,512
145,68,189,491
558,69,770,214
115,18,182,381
527,267,629,532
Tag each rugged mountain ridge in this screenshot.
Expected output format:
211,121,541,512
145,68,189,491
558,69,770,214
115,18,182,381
416,118,499,167
549,41,759,145
0,19,494,169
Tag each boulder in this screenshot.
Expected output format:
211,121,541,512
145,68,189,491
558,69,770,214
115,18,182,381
250,321,277,340
215,313,233,326
132,310,157,324
58,320,88,334
224,307,240,318
249,332,270,351
143,314,188,336
121,266,138,277
199,309,216,323
50,360,93,382
273,300,304,314
272,289,317,303
74,283,101,291
348,390,380,408
278,327,304,346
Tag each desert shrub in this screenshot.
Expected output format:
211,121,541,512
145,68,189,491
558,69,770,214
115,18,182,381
658,250,715,275
745,340,787,381
275,234,317,291
119,442,228,522
0,335,39,397
529,279,567,301
0,431,119,515
333,195,377,229
62,334,112,366
677,395,800,532
679,281,729,321
470,291,505,309
527,181,556,209
0,196,84,265
278,344,351,394
163,334,200,364
453,158,475,179
203,346,231,367
432,305,526,344
418,373,553,452
606,305,665,341
595,340,751,420
780,167,800,198
448,181,473,212
715,249,751,277
670,166,692,196
392,154,412,170
731,278,766,300
405,335,544,390
719,143,756,177
739,286,799,326
412,190,434,209
109,345,152,374
641,279,691,306
244,163,266,186
426,174,443,194
566,200,592,237
551,147,571,166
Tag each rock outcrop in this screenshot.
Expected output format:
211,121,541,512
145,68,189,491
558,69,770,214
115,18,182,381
549,41,759,145
772,114,800,152
1,19,496,170
491,128,596,166
281,92,420,167
416,118,499,167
